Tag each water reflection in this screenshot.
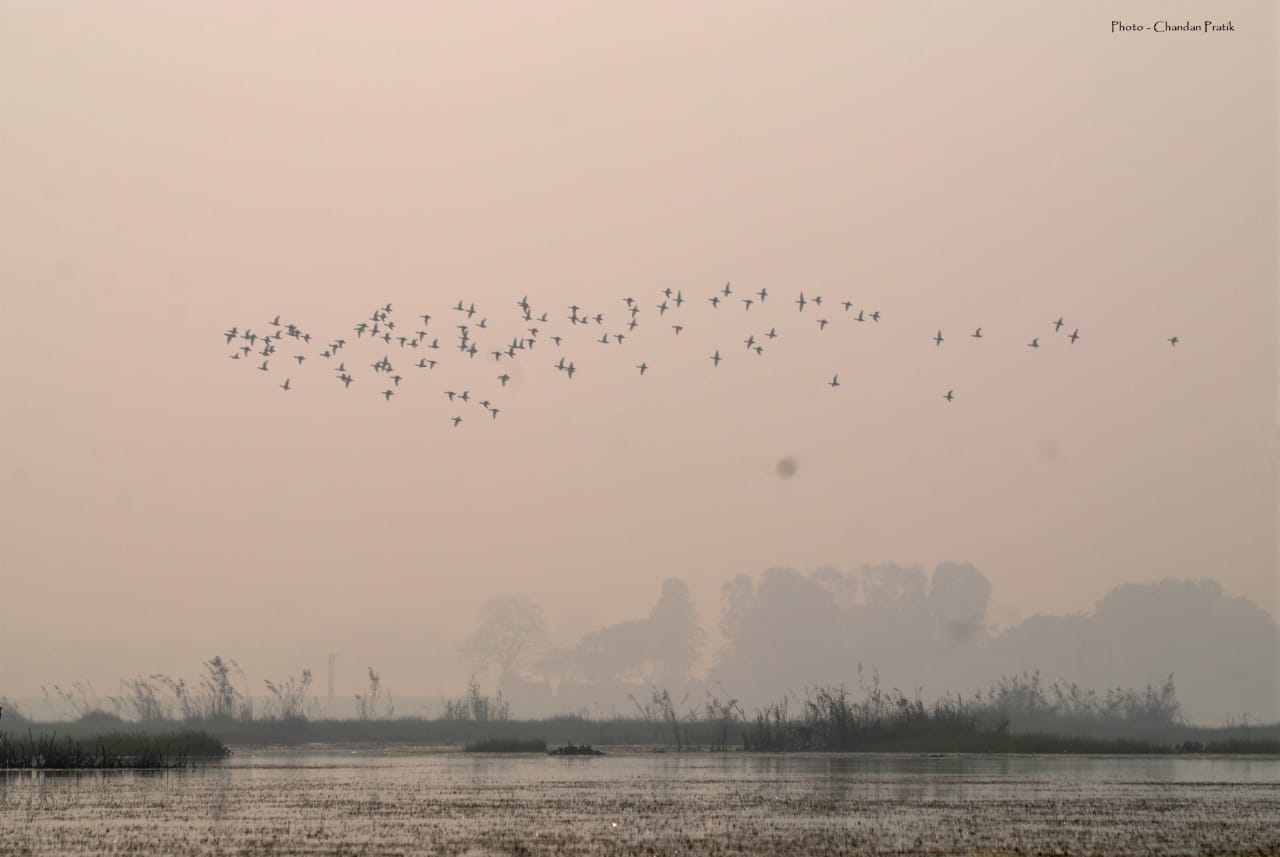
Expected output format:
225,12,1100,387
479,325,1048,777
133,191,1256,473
2,749,1276,856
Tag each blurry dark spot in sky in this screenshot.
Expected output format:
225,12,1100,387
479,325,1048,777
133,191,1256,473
776,457,798,478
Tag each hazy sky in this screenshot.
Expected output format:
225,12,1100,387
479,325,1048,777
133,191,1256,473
1,2,1275,701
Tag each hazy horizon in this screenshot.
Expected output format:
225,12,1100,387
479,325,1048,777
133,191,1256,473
1,3,1275,725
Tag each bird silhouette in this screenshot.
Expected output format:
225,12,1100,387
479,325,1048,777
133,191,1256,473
1069,329,1080,343
637,363,648,375
944,389,954,402
711,350,721,366
934,330,944,346
829,374,839,388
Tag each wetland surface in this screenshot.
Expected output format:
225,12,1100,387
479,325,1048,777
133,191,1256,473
2,747,1277,855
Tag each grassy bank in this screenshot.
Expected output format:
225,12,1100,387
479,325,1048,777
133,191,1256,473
10,712,1275,755
0,729,229,769
11,672,1278,755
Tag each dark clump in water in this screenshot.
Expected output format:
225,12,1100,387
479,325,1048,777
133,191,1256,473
548,743,604,756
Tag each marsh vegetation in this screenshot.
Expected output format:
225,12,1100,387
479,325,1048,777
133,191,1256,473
0,729,227,769
9,662,1277,754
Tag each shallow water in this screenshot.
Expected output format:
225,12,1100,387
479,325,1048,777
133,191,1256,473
2,748,1277,855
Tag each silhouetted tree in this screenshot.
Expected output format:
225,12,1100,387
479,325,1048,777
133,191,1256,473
458,595,549,685
928,561,992,641
648,578,706,686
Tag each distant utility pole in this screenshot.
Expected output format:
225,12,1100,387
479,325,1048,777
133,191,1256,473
328,653,339,716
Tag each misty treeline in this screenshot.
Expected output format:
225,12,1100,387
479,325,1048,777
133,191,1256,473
457,567,1277,726
7,565,1274,740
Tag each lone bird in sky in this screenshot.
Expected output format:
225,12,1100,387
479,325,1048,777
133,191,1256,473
1028,338,1040,348
711,350,721,367
944,389,954,402
934,330,944,346
972,328,983,338
829,374,839,388
637,362,648,375
1168,336,1179,346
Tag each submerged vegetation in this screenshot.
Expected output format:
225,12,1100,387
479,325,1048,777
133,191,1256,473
0,729,228,769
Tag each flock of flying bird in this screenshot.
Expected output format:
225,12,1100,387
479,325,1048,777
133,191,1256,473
223,284,1182,427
